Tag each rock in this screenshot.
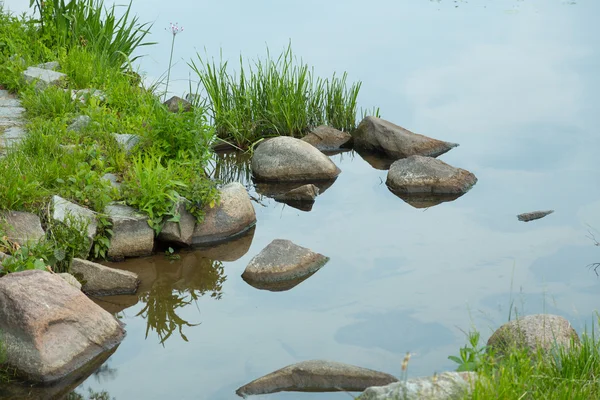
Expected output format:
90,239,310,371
352,116,458,159
158,197,196,246
58,272,82,290
101,173,121,189
113,133,140,154
164,95,192,113
517,210,554,222
22,66,67,90
0,126,26,148
0,270,124,383
35,61,60,71
487,314,580,356
51,195,97,245
0,211,45,244
386,155,477,195
301,125,352,153
69,88,106,104
251,137,341,182
273,184,319,202
241,239,329,292
192,182,256,245
236,360,398,397
67,115,91,132
71,258,140,296
359,372,475,400
104,204,154,259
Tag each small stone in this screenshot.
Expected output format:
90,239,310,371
517,210,554,222
71,258,140,296
113,133,140,154
23,66,67,90
164,95,192,113
67,115,91,132
70,88,106,104
101,173,121,189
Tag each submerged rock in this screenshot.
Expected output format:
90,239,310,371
192,182,256,245
164,95,192,113
22,66,67,90
386,155,477,195
158,197,196,246
0,211,45,244
251,137,341,181
301,125,352,153
242,239,329,292
359,372,475,400
352,116,458,159
236,360,398,397
104,204,154,259
487,314,579,356
71,258,140,296
0,270,124,383
517,210,554,222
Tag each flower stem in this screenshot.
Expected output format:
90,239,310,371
165,34,176,101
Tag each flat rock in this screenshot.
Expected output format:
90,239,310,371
487,314,580,356
251,137,341,182
51,195,97,244
301,125,352,153
192,182,257,245
0,211,45,244
0,270,124,383
71,258,140,296
158,197,196,246
352,116,458,159
113,133,140,153
67,115,91,132
104,204,154,259
236,360,398,397
273,184,319,202
517,210,554,222
359,372,475,400
0,126,26,148
23,66,67,90
386,155,477,195
164,95,192,113
242,239,329,292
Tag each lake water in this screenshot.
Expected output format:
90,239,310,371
2,0,600,399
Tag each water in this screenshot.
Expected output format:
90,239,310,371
2,0,600,399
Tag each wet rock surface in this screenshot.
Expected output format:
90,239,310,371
301,125,352,153
104,204,154,259
71,258,140,296
352,116,458,159
359,372,475,400
236,360,398,396
517,210,554,222
0,211,45,244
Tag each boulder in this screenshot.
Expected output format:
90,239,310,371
104,204,154,259
112,133,140,154
67,115,91,132
241,239,329,292
251,137,341,182
0,270,124,383
57,272,82,290
0,211,45,244
51,195,97,245
192,182,256,245
352,117,458,159
386,155,477,195
301,125,352,153
236,360,398,397
517,210,554,222
359,372,475,400
487,314,580,356
158,197,196,246
273,184,319,202
22,67,67,90
164,95,192,113
71,258,140,296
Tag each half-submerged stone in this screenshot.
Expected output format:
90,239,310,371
242,239,329,292
517,210,554,222
236,360,398,397
104,203,154,259
251,137,341,181
0,210,45,244
359,372,475,400
0,270,125,383
352,116,458,159
192,182,256,245
71,258,140,296
301,125,352,153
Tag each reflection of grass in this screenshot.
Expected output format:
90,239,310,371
209,150,253,186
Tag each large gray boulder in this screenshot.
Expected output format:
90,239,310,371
0,211,45,244
251,137,341,182
51,195,97,244
192,182,256,245
71,258,140,296
158,197,196,246
487,314,580,356
352,117,458,159
0,270,124,383
23,67,66,90
386,155,477,195
236,360,398,397
242,239,329,292
104,204,154,259
359,372,475,400
301,125,352,153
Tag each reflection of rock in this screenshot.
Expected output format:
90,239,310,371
355,149,396,171
386,155,477,195
352,116,458,159
0,210,45,244
243,269,319,292
301,125,352,153
192,226,255,262
0,270,124,383
389,192,464,209
236,360,398,397
242,239,329,292
517,210,554,222
487,314,579,356
192,182,257,245
71,258,140,296
92,294,139,314
274,184,319,202
255,179,336,198
359,372,475,400
251,137,341,181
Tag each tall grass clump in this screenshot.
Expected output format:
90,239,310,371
190,44,364,148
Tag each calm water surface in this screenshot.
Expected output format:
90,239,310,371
3,0,600,399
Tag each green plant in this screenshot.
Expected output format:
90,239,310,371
448,330,488,372
92,213,113,260
47,212,91,272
